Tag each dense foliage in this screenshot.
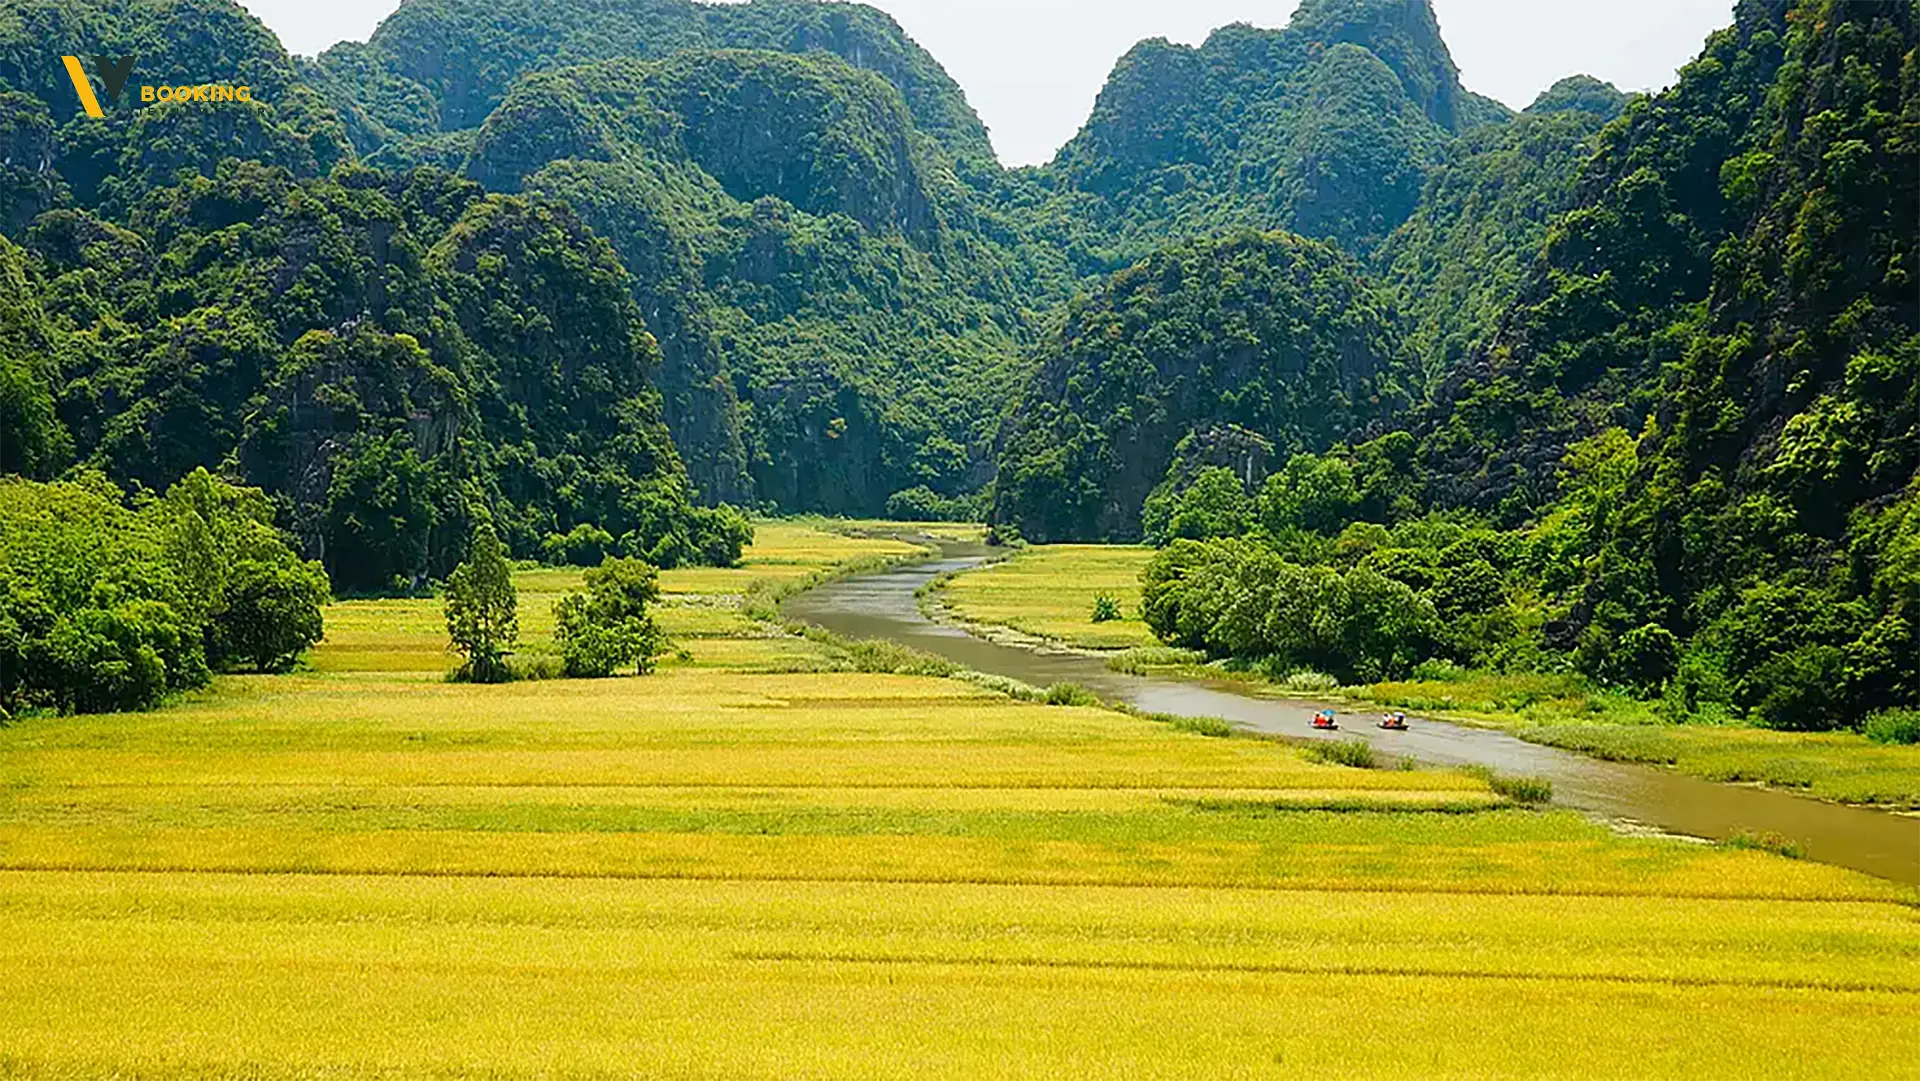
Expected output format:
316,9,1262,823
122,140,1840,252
462,50,1052,512
0,469,327,715
305,0,997,168
1034,0,1475,267
994,231,1416,542
1126,0,1920,731
7,161,748,591
1372,76,1629,377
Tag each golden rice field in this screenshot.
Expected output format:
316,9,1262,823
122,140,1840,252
1,521,1917,1079
932,543,1161,648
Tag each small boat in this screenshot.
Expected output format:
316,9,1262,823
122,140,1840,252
1311,709,1339,731
1378,711,1409,731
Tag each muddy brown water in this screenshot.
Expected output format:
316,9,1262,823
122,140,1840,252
785,544,1920,886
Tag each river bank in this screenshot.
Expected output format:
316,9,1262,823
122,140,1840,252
795,542,1920,885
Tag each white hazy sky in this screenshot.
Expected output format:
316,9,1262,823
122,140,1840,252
242,0,1736,166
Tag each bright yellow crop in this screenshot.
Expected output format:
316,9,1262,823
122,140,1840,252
934,543,1161,648
0,520,1912,1078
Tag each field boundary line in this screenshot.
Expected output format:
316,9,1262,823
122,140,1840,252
729,950,1920,995
0,865,1901,905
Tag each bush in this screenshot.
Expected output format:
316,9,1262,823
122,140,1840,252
1488,774,1554,805
1268,666,1339,692
1602,623,1681,693
1043,682,1100,707
1164,713,1234,738
954,670,1044,701
1723,830,1805,860
1090,594,1122,623
1864,708,1920,745
540,524,615,567
1306,739,1376,769
211,558,330,673
1463,765,1554,804
1106,646,1207,674
0,471,328,714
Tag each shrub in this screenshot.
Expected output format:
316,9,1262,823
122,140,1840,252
1723,830,1805,860
1106,646,1207,674
1864,708,1920,745
954,671,1044,701
445,521,518,684
839,637,957,677
1164,713,1234,738
1043,682,1100,707
1463,765,1554,804
1306,739,1376,769
1166,467,1251,542
1603,623,1681,693
0,471,328,713
510,654,566,681
1090,594,1122,623
540,524,615,567
1273,667,1339,692
1488,774,1554,805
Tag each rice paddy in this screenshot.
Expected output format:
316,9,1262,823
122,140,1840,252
1,522,1916,1078
930,543,1160,648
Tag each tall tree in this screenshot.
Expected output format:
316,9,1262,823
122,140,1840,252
444,520,517,683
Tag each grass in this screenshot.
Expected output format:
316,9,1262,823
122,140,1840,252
929,543,1160,648
0,520,1916,1077
1306,739,1379,770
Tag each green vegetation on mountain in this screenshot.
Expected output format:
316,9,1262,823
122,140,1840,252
1374,76,1629,376
0,0,350,215
12,160,747,592
463,49,1052,512
306,0,996,168
1036,0,1467,266
1119,0,1920,732
993,230,1416,542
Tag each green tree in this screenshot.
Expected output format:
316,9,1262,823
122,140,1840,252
1259,454,1360,536
1167,468,1252,542
445,521,518,683
555,557,666,678
213,559,331,673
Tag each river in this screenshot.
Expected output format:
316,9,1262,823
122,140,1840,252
785,544,1920,886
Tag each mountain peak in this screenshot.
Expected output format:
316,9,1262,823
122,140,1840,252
1525,75,1630,120
1287,0,1462,130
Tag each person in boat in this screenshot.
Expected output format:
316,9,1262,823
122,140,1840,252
1312,709,1337,728
1381,711,1408,729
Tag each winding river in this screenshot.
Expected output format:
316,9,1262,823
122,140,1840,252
786,542,1920,886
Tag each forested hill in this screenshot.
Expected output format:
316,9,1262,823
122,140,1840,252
1039,0,1918,732
0,0,752,589
305,0,997,170
1032,0,1502,269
